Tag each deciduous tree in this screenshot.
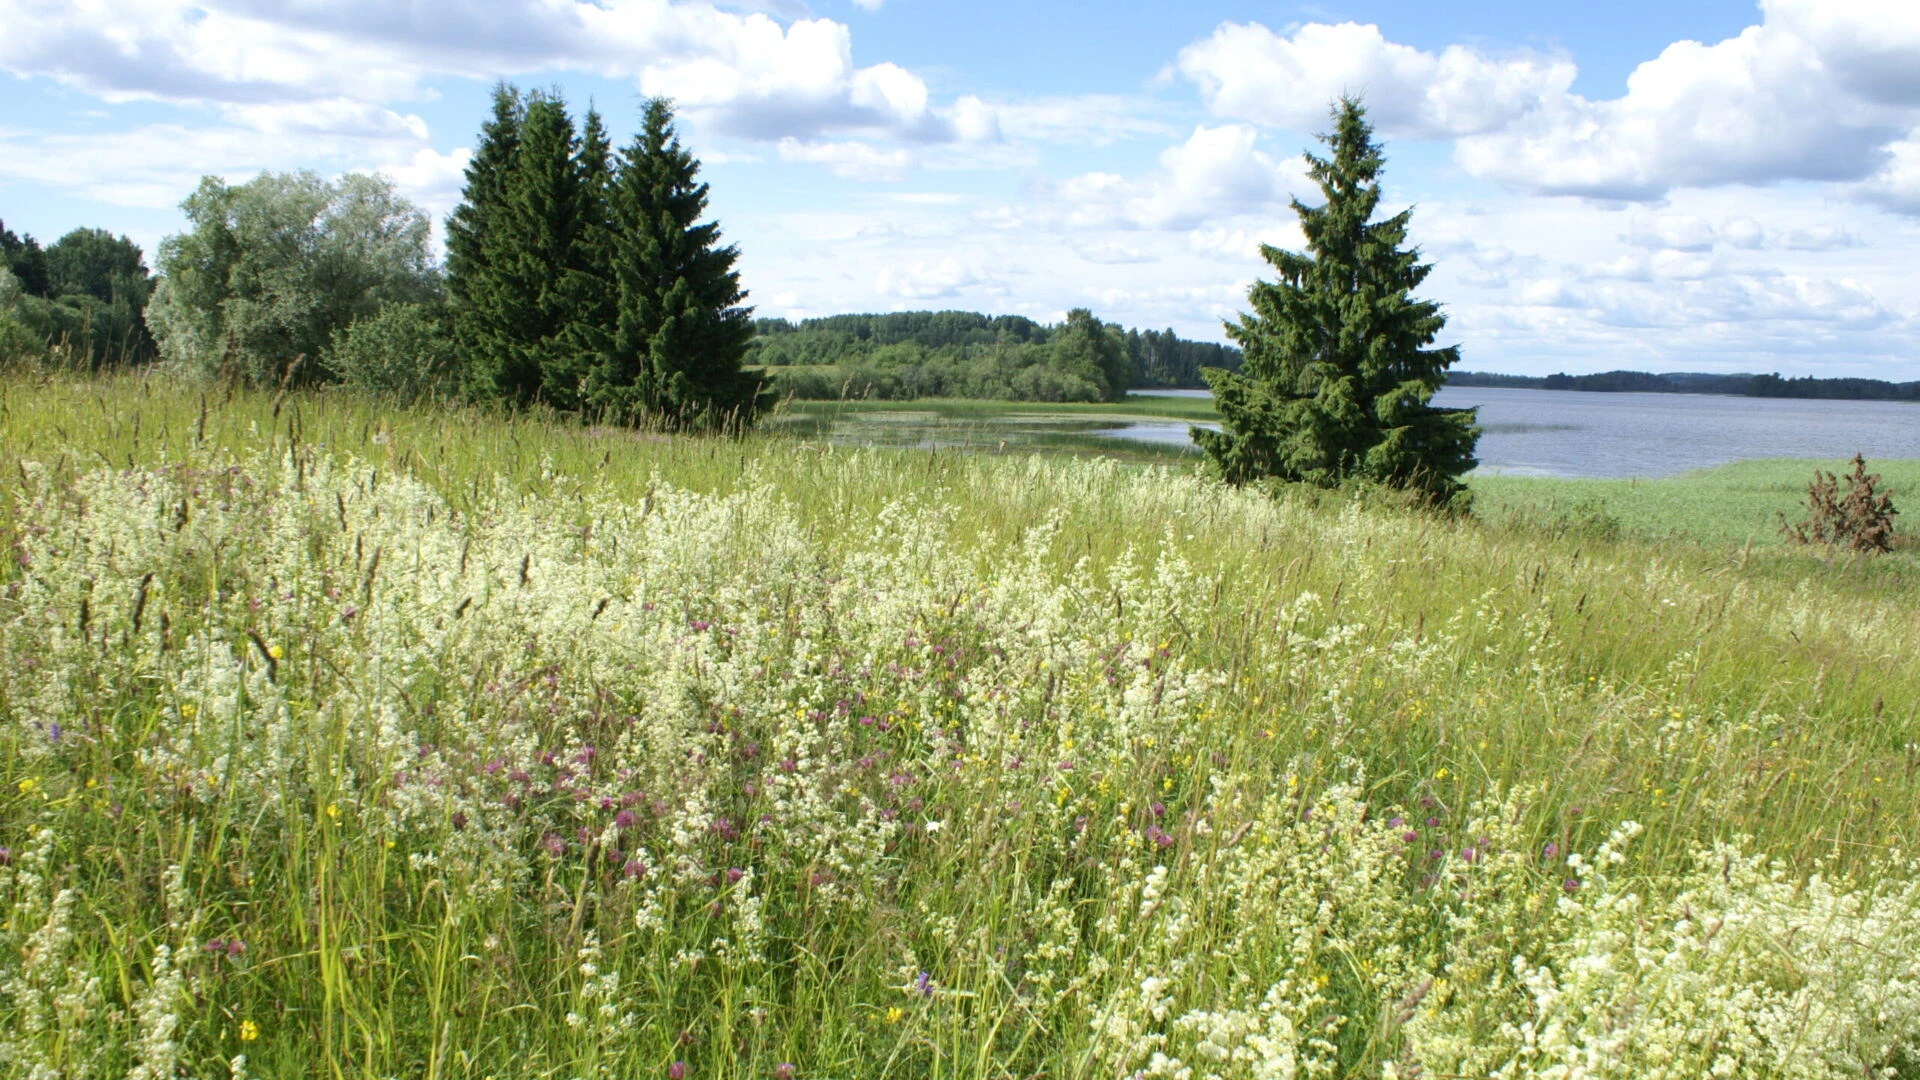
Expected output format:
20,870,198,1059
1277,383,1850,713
145,171,437,385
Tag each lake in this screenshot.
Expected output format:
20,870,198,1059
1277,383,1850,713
1125,386,1920,478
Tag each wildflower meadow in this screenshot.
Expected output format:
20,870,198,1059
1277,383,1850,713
2,375,1918,1079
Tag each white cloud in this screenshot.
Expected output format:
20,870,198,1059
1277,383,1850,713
1454,0,1920,199
1775,225,1859,251
1046,125,1304,231
1176,20,1574,139
1073,243,1159,265
1623,214,1716,252
1856,137,1920,214
643,22,948,140
985,95,1177,146
873,257,985,300
0,117,445,212
777,138,911,181
0,0,956,143
1175,4,1920,211
1721,218,1765,249
1415,187,1920,375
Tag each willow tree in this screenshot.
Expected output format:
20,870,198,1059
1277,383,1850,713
1195,97,1477,504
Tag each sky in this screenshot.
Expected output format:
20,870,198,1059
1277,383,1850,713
2,0,1918,378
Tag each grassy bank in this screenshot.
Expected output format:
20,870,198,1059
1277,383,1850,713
1475,457,1920,549
3,374,1918,1078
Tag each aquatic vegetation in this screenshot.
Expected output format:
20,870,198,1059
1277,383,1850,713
1,379,1917,1077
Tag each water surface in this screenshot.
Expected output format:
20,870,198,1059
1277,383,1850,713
1128,387,1919,478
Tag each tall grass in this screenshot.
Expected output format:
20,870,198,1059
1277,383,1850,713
2,373,1918,1078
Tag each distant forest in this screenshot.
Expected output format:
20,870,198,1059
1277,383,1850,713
749,310,1241,402
1448,369,1920,402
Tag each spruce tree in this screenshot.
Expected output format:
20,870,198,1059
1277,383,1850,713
446,83,521,313
447,85,524,402
483,91,590,408
1195,97,1477,504
564,106,617,390
593,98,761,429
447,87,607,410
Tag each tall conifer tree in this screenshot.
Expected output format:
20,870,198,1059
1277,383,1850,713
593,98,761,428
565,106,617,391
1195,97,1478,503
446,84,521,398
446,84,520,303
483,91,589,407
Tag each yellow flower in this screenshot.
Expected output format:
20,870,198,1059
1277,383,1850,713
238,1020,259,1042
325,803,340,821
16,778,36,795
267,644,284,660
181,703,198,719
885,1006,904,1024
1435,767,1450,780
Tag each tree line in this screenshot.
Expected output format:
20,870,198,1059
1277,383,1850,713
1449,368,1920,402
0,220,155,368
4,86,763,430
751,310,1239,402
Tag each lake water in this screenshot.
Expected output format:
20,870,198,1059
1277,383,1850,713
1120,387,1920,478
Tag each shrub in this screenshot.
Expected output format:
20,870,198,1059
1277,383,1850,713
1780,453,1898,553
0,265,44,369
0,311,40,368
323,302,456,404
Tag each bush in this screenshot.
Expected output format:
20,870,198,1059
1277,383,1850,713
1780,453,1898,553
323,302,456,403
0,265,44,369
0,311,41,368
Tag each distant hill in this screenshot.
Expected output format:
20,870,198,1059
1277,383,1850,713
1447,369,1920,402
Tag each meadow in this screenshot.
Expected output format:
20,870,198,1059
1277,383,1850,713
3,374,1919,1079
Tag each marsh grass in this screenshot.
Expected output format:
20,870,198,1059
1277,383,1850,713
1473,457,1920,551
2,373,1918,1078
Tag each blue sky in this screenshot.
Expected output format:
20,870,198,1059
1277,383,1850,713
3,0,1918,377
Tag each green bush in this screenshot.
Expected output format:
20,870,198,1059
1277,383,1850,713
323,302,456,404
0,265,43,368
0,311,41,368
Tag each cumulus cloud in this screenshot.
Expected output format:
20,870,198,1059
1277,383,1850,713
1176,20,1574,139
0,0,957,143
1856,137,1920,214
1453,0,1920,199
1047,125,1304,231
1175,3,1920,209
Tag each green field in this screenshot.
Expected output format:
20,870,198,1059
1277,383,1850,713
3,375,1918,1078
